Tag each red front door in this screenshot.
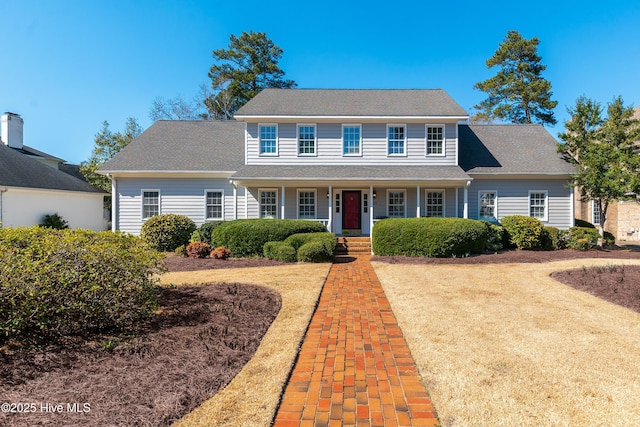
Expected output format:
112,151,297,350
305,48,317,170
342,191,361,230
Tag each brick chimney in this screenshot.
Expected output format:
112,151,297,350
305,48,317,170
1,112,24,149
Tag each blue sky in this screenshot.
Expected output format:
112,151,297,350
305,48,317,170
4,0,640,164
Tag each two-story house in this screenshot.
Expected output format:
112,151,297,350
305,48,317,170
100,89,575,236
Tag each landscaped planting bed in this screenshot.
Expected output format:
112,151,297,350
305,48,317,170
0,283,280,427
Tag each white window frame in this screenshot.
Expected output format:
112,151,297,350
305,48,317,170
387,124,406,157
592,199,601,226
141,189,160,220
297,189,317,219
258,123,278,156
342,124,362,156
258,188,278,219
426,124,445,156
387,189,407,218
425,189,445,217
478,190,498,220
297,123,317,156
204,189,224,221
529,190,548,222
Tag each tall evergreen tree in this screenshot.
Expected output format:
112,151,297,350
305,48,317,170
206,31,296,119
558,96,640,235
474,30,557,125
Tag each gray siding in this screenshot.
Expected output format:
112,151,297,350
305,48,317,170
246,122,458,166
117,177,239,235
465,178,573,229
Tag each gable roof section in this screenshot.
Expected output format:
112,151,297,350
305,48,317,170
235,89,469,118
459,124,575,175
99,120,245,174
0,143,103,193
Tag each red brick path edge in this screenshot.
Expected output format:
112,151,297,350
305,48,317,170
273,255,439,427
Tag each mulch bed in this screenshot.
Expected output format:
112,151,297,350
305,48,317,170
165,253,289,272
372,245,640,265
552,265,640,314
0,283,281,427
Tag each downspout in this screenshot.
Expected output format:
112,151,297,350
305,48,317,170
108,174,117,232
0,187,7,227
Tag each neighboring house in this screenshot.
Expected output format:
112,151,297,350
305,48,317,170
0,112,106,230
99,89,575,237
574,106,640,242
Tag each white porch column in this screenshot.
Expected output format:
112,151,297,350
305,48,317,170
455,188,459,218
328,185,333,232
230,180,238,220
110,175,117,232
244,188,248,219
463,180,470,219
369,185,374,236
416,185,421,218
280,185,285,219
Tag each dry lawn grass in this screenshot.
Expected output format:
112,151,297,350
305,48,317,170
161,263,331,427
372,258,640,427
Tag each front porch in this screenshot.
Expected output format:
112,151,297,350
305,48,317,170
241,183,474,236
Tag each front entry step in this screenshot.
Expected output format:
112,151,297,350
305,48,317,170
336,236,371,255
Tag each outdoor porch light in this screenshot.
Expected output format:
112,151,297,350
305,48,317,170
373,190,377,198
326,192,330,198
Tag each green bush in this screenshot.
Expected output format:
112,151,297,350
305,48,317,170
199,221,224,245
372,218,488,257
174,244,187,257
263,241,297,262
501,215,544,250
541,226,564,250
484,222,505,252
40,213,69,229
286,232,336,262
0,227,164,341
604,231,616,247
211,219,327,257
190,230,201,242
186,241,212,258
565,226,600,250
141,214,196,252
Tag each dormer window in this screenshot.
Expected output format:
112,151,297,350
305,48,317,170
387,125,406,156
298,124,316,156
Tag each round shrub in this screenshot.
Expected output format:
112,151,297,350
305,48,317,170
484,222,506,252
199,221,224,245
604,231,616,247
0,227,164,341
211,246,231,260
372,218,488,257
211,219,327,258
541,226,564,250
40,213,69,229
141,214,196,252
501,215,544,250
565,226,600,250
186,241,212,258
297,240,335,262
263,241,297,262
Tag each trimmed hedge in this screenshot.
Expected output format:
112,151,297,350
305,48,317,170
542,226,564,250
501,215,544,250
0,227,164,341
372,218,488,257
564,226,600,250
263,241,297,262
211,219,327,257
141,214,196,252
484,222,506,252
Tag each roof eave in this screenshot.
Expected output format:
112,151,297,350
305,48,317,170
234,114,469,121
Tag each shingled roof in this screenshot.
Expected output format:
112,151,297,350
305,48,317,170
100,120,245,173
459,124,575,175
0,143,103,193
235,89,469,118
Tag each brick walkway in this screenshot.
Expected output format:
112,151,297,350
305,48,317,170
273,256,439,427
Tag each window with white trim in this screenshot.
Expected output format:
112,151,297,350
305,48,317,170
426,125,444,155
592,200,601,225
529,191,548,221
205,190,224,220
142,190,160,219
259,190,277,218
425,190,444,217
343,125,361,156
298,190,316,219
298,124,316,156
387,125,406,156
479,191,497,219
259,124,277,155
387,190,406,218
